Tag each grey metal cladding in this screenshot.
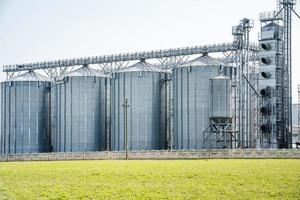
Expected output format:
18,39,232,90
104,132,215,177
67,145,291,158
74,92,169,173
111,62,170,151
0,74,51,154
53,73,109,152
172,56,233,150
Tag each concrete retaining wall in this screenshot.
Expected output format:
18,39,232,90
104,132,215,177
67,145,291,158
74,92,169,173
0,150,299,162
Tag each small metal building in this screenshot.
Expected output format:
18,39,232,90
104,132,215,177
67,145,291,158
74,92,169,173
52,65,110,152
0,71,51,154
172,55,233,150
111,61,170,151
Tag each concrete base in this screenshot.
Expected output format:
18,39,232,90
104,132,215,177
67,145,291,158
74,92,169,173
0,150,299,162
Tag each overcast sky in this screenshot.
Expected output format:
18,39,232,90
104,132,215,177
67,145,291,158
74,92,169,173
0,0,299,102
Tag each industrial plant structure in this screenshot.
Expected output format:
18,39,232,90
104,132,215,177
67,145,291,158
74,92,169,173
0,0,299,154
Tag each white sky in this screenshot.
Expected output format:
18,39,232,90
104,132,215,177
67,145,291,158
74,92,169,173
0,0,299,102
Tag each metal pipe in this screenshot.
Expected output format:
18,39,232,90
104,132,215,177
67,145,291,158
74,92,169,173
122,99,129,160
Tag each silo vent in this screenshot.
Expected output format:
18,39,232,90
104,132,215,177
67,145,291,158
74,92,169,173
260,88,271,97
261,72,271,79
261,57,272,65
260,106,272,115
261,43,272,51
260,124,272,133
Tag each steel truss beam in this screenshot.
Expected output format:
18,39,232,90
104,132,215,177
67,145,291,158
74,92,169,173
3,42,258,73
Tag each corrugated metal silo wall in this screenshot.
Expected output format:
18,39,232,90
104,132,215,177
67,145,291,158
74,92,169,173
0,81,51,154
172,66,233,150
52,76,110,152
111,71,169,151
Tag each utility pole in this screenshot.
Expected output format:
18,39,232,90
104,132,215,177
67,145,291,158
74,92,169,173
122,99,130,160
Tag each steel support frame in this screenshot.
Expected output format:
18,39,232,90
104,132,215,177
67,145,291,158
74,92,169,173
203,119,238,149
232,18,258,149
282,0,294,148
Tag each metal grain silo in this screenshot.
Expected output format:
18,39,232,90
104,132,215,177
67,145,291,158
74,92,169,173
205,74,233,149
210,75,232,121
172,55,233,150
111,61,170,151
0,71,51,154
52,65,110,152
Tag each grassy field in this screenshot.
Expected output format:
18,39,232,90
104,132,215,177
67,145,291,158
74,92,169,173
0,160,299,200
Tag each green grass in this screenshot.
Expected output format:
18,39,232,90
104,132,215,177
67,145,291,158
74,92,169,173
0,160,299,200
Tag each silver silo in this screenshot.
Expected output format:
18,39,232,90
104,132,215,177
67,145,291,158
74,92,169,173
205,74,234,149
210,75,232,121
52,65,110,152
0,71,51,154
172,55,233,150
111,61,170,151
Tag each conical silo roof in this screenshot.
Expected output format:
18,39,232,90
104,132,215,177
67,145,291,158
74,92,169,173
59,66,108,78
5,71,50,82
212,74,230,80
180,55,223,68
116,61,168,73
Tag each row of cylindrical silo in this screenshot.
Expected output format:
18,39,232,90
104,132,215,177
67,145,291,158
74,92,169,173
0,55,233,154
